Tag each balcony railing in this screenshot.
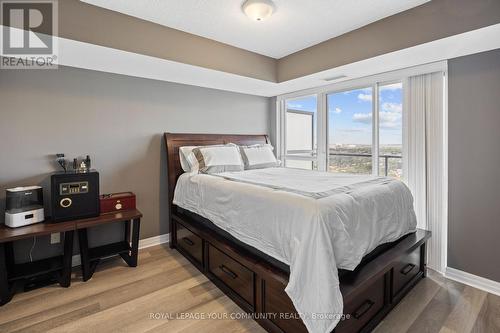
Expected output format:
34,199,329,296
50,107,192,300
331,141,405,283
285,150,402,176
329,152,402,176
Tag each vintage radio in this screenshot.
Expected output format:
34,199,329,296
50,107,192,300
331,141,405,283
51,171,100,222
100,192,136,214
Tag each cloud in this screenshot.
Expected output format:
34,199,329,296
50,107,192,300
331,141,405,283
357,93,372,102
333,107,342,114
379,111,402,129
353,112,372,124
352,110,402,130
381,102,402,113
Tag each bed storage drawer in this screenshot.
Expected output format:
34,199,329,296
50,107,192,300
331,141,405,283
176,221,203,265
335,275,385,333
264,278,308,333
392,245,421,297
208,244,254,306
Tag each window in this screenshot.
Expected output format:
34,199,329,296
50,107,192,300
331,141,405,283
283,95,318,170
327,83,403,177
277,63,448,276
378,83,403,178
328,87,373,174
278,79,404,178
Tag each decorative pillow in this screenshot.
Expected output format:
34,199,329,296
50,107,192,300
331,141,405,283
192,144,244,174
238,144,280,170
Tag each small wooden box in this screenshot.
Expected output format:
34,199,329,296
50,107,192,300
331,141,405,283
100,192,136,214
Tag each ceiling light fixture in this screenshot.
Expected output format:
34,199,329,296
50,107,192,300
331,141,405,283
242,0,275,22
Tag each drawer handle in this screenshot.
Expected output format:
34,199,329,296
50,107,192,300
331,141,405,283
219,265,238,279
352,299,375,320
182,237,195,246
400,263,416,275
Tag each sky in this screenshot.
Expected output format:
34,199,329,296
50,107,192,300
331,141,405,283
286,83,402,145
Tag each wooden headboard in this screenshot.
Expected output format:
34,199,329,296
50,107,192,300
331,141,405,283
164,133,269,213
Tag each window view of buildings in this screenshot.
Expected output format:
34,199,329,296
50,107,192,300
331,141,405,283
285,83,403,178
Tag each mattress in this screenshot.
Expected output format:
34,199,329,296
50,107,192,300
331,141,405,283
173,167,417,333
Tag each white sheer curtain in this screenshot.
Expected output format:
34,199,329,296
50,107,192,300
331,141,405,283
403,71,446,272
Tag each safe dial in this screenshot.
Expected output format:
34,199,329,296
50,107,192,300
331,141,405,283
60,197,72,208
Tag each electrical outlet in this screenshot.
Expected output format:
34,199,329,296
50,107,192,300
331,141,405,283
50,232,60,244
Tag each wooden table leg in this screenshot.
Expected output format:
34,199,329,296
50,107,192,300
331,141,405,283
59,231,74,288
78,229,94,282
421,243,427,278
4,242,14,271
169,216,176,249
124,219,130,244
120,218,140,267
0,243,13,306
130,218,140,267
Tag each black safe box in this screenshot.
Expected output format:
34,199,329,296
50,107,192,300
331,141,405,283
51,171,100,222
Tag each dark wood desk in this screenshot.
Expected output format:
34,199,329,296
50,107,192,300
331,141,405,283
0,221,75,306
76,210,142,281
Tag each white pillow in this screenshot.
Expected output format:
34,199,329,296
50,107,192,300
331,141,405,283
179,146,199,172
239,144,280,170
192,144,244,174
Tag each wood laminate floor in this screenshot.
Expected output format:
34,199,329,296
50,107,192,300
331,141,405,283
0,245,499,333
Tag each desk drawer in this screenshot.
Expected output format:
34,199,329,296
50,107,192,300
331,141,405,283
336,275,385,333
208,245,254,306
393,246,421,297
176,222,203,265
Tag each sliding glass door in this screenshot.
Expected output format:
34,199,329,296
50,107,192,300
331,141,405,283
326,82,403,178
279,82,403,177
327,87,373,174
377,83,403,178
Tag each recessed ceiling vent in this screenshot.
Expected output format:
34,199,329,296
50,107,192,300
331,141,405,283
323,74,347,82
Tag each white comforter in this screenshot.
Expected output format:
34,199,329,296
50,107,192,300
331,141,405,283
173,168,417,333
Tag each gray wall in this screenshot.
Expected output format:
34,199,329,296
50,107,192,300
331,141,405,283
3,50,500,283
448,49,500,282
0,66,271,262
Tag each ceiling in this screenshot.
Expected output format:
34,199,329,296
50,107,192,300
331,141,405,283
3,22,500,96
33,23,499,97
81,0,430,59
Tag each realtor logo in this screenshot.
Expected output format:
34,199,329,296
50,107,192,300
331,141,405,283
1,0,58,69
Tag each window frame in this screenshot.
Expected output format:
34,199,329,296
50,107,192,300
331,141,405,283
278,75,411,176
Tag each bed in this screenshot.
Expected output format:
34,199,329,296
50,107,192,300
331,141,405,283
164,133,431,333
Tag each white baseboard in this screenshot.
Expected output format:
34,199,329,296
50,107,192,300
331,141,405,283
445,267,500,297
138,233,170,249
71,233,170,267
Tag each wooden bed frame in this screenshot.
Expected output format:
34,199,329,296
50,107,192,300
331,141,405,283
164,133,431,333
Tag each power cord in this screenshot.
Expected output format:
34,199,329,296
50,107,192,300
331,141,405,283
29,236,37,262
